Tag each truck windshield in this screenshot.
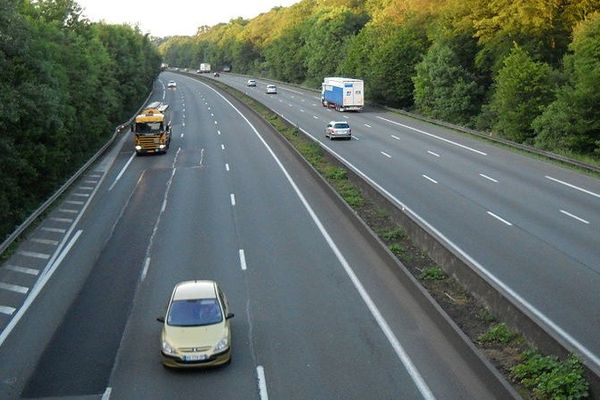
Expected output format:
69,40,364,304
135,122,162,134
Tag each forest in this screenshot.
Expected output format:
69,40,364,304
0,0,161,240
160,0,600,160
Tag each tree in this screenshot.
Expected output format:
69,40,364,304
489,44,556,143
533,13,600,155
413,42,480,124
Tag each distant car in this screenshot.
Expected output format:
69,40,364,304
325,121,352,140
266,84,277,94
183,68,188,72
214,72,220,77
158,280,234,368
167,80,176,88
247,79,256,87
174,67,178,71
196,69,201,73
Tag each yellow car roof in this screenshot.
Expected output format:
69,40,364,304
173,280,217,301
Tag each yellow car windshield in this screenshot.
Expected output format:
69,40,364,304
167,298,223,327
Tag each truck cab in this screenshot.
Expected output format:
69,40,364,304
132,102,172,155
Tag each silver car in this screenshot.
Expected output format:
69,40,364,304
325,121,352,140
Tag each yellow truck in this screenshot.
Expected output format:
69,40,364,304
132,102,172,155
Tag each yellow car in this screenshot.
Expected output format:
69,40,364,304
157,280,234,368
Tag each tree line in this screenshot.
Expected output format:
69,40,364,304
160,0,600,160
0,0,161,240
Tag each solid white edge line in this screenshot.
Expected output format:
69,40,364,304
422,175,438,184
257,366,269,400
560,210,590,224
101,386,112,400
239,249,247,271
546,176,600,199
377,116,487,156
197,80,436,400
479,174,498,183
486,211,513,226
0,230,82,347
109,152,136,191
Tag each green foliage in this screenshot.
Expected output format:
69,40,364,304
419,266,447,281
511,351,589,399
533,13,600,155
379,227,406,241
367,22,429,108
489,45,556,143
413,42,480,124
478,323,516,344
0,0,159,240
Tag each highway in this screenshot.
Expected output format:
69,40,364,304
200,72,600,370
0,73,513,399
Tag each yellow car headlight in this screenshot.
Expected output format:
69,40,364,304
162,340,176,355
214,337,229,353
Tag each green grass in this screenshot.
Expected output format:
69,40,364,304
378,227,407,242
419,266,447,281
478,323,516,344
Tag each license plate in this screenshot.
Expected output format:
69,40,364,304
184,354,207,361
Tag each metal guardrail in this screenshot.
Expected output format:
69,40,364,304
0,90,155,257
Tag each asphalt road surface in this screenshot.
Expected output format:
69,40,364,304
200,71,600,372
0,73,513,399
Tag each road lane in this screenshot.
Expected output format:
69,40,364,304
205,72,600,369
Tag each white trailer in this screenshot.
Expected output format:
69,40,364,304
200,63,211,73
321,77,364,111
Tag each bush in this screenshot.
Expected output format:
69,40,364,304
478,323,516,344
511,351,588,399
419,266,447,281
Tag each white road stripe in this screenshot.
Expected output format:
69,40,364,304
487,211,513,226
0,282,28,294
78,186,93,190
546,176,600,199
214,121,218,125
422,175,438,184
58,208,78,214
352,136,360,141
109,152,136,191
312,115,319,119
221,144,225,150
230,194,236,206
211,113,214,117
391,135,400,141
427,151,440,157
257,366,269,400
30,238,59,246
73,193,90,197
41,227,66,233
5,265,39,276
479,174,498,183
101,387,112,400
289,104,293,107
380,151,391,158
560,210,590,224
141,257,151,281
180,133,184,138
217,130,221,135
312,103,317,107
89,174,101,178
225,163,230,172
200,81,435,399
66,200,84,205
50,217,73,223
84,180,97,184
364,124,372,128
19,251,50,259
239,249,247,271
377,116,487,156
0,306,15,316
300,109,304,112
